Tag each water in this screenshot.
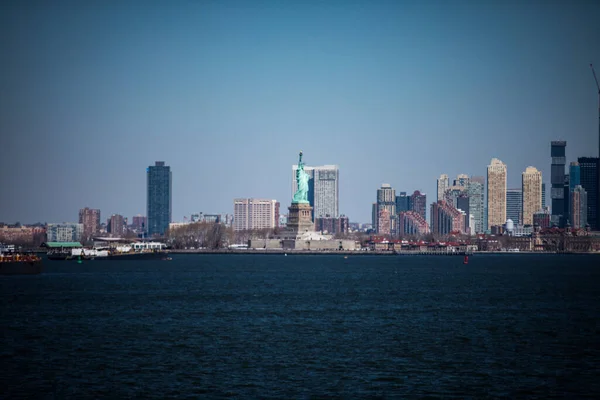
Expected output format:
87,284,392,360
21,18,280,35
1,254,599,398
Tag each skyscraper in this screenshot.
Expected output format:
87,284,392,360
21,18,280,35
108,214,125,236
506,189,522,225
233,198,279,231
487,158,507,230
569,162,581,190
522,166,542,225
578,157,598,230
398,211,429,236
456,195,470,233
563,174,571,224
454,174,469,187
371,203,377,230
551,141,566,226
409,190,427,221
78,207,100,241
292,164,339,219
132,215,147,232
571,185,587,229
147,161,172,236
437,174,449,202
468,176,485,234
430,201,466,235
376,184,396,234
377,208,391,236
313,166,339,218
542,182,546,209
395,192,409,213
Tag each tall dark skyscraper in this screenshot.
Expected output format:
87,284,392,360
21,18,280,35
395,192,409,213
578,157,598,230
506,188,522,224
551,141,566,226
147,161,172,236
542,182,546,209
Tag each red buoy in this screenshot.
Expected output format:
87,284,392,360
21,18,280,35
463,255,469,264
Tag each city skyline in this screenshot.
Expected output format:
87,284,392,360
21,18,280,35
1,1,599,224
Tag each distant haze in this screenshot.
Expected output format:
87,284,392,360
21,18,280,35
1,1,598,224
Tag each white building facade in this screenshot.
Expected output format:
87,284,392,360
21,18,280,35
47,223,83,242
233,198,279,231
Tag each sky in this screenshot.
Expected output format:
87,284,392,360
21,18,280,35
1,0,599,224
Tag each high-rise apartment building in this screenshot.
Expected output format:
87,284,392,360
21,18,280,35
506,189,522,225
292,164,339,219
132,215,147,232
430,201,466,236
409,190,427,221
376,184,396,234
468,176,485,234
437,174,449,202
108,214,125,236
578,157,598,230
444,186,466,209
487,158,507,230
398,211,429,236
551,141,566,226
571,185,587,229
456,195,470,233
522,166,542,225
454,174,469,187
78,207,100,241
233,198,279,231
147,161,172,236
47,223,83,242
377,209,391,236
315,215,349,235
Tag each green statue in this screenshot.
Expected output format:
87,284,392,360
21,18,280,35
292,151,310,204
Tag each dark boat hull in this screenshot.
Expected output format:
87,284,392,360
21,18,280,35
0,260,43,275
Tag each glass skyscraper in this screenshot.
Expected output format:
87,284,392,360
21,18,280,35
506,188,522,225
147,161,172,236
395,192,409,213
578,157,598,230
551,141,566,226
467,176,485,234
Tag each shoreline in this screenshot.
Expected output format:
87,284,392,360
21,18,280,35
167,249,600,256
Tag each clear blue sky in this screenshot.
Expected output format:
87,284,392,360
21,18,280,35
1,0,598,224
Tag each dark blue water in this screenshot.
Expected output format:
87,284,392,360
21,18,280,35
1,254,599,398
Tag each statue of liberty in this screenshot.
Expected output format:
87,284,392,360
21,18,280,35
292,151,310,204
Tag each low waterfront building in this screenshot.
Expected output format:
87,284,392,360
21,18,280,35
0,225,46,245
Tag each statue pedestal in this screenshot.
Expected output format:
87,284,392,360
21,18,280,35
278,203,314,248
286,203,314,235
